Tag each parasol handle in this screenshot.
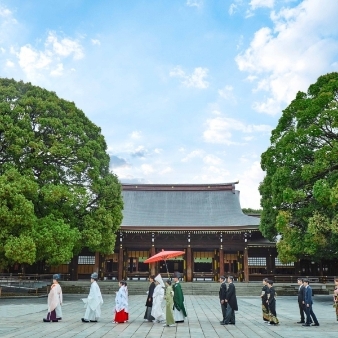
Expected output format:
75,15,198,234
164,259,170,279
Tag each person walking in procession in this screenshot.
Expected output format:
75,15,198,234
302,279,319,327
219,276,227,325
114,280,129,323
43,274,63,322
297,278,305,324
81,272,103,323
163,279,175,327
261,278,269,323
334,278,338,321
144,275,156,322
266,280,279,325
222,276,238,325
151,274,165,323
173,272,187,323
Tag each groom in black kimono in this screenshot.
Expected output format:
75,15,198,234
222,276,238,325
219,276,227,324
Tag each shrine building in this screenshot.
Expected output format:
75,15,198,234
102,182,283,282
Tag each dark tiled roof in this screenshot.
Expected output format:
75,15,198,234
121,189,260,228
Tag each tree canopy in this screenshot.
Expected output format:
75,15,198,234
259,72,338,263
0,78,123,268
242,208,262,215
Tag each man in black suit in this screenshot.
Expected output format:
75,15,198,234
297,277,305,323
219,276,227,325
302,279,319,327
222,275,238,325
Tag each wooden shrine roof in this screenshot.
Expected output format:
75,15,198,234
120,183,260,230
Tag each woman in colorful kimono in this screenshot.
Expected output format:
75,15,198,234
114,280,129,323
43,274,63,322
151,274,165,323
333,278,338,321
163,280,175,327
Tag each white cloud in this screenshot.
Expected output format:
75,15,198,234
141,164,154,175
50,63,64,76
186,0,203,8
218,85,236,103
249,0,275,10
236,0,338,115
91,39,101,46
154,148,162,154
159,167,173,174
193,166,230,183
237,161,264,209
181,149,204,162
170,66,209,89
229,0,243,15
131,145,148,158
17,45,52,77
12,31,84,81
130,131,142,139
203,154,222,165
203,116,272,145
0,5,16,25
46,32,84,60
5,60,14,67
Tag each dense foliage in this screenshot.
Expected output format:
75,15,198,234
259,72,338,262
242,208,262,215
0,78,123,268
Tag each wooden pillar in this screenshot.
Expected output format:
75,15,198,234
149,232,156,276
99,253,105,280
243,247,249,282
118,249,123,281
124,250,129,280
270,251,276,274
186,246,192,282
69,255,78,281
94,252,100,274
186,233,192,282
219,233,224,278
150,246,156,276
219,249,224,278
118,232,123,281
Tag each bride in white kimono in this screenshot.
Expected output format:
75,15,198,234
151,274,165,323
81,272,103,322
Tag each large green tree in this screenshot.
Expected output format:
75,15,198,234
260,72,338,263
0,78,123,269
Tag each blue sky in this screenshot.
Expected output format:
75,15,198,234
1,0,338,208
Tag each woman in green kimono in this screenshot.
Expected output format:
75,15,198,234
173,272,187,323
163,280,175,327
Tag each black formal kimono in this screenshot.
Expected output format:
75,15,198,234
144,281,155,321
223,282,238,325
267,287,279,325
261,284,269,322
219,281,227,323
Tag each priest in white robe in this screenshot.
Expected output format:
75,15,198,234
43,274,63,322
81,272,103,322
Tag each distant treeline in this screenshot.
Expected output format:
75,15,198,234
242,208,262,215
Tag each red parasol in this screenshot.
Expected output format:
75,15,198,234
144,250,185,278
144,250,185,263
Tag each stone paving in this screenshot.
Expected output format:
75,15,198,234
0,293,337,338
